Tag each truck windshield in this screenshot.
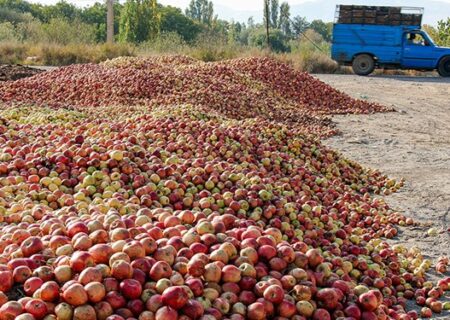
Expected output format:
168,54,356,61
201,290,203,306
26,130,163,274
421,31,436,46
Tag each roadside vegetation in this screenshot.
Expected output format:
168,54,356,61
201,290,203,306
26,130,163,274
1,0,337,72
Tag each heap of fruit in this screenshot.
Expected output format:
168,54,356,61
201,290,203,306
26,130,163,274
0,56,448,320
221,58,386,115
0,56,390,137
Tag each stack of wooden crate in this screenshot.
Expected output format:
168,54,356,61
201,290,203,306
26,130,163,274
337,5,422,26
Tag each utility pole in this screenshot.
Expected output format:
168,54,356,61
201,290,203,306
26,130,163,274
264,0,271,50
107,0,114,43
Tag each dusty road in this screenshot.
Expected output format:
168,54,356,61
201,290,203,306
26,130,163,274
316,74,450,279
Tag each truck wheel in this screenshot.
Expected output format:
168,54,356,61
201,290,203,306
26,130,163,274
352,54,375,76
437,56,450,77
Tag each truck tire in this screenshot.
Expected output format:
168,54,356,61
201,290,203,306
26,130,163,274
437,56,450,77
352,54,375,76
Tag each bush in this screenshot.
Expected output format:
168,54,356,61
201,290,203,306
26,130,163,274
39,43,135,65
16,19,46,43
0,42,135,66
0,41,28,64
138,32,189,55
0,22,19,41
288,30,337,73
0,8,34,24
189,31,242,62
42,18,97,45
249,28,290,53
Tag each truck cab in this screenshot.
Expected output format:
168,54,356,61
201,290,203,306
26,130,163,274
331,5,450,77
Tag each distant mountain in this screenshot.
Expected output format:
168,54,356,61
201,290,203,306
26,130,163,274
215,0,450,25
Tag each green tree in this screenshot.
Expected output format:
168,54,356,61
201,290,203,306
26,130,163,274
80,2,108,42
0,0,35,14
228,20,243,44
43,17,96,44
185,0,215,26
270,0,279,28
423,24,439,43
119,0,160,43
437,18,450,46
16,18,46,42
39,1,80,22
119,0,138,42
0,21,18,41
279,2,291,36
0,7,34,24
309,19,331,42
160,5,201,42
0,0,45,21
211,19,229,37
43,18,95,44
249,27,290,53
247,17,255,29
292,16,309,36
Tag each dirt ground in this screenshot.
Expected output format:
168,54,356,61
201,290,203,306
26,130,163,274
0,65,42,81
317,74,450,309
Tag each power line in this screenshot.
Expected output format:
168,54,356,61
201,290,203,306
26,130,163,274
280,10,326,53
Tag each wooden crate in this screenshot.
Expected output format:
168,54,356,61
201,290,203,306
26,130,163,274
339,5,353,12
337,5,422,26
388,7,401,14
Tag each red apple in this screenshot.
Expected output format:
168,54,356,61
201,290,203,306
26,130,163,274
20,237,44,257
247,302,266,320
181,299,204,319
70,251,95,273
62,283,88,306
313,308,331,320
162,286,189,310
222,265,241,283
263,284,284,304
344,304,362,319
155,306,178,320
149,261,172,281
25,299,48,319
24,277,44,296
277,299,296,318
358,290,379,311
119,279,142,300
316,288,339,310
0,270,13,293
0,301,23,320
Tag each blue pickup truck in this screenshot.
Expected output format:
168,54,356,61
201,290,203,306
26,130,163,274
331,5,450,76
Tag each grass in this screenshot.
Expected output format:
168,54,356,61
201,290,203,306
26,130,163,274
0,41,135,66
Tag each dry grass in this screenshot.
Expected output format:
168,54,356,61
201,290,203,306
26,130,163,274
0,39,339,74
0,42,135,65
0,41,29,64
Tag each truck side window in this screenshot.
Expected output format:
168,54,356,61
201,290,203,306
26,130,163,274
406,33,428,46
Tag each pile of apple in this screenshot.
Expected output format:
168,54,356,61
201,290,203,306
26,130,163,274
0,56,390,137
0,99,448,320
224,57,390,115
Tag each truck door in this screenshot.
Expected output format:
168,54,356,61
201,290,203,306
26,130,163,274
402,32,436,69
